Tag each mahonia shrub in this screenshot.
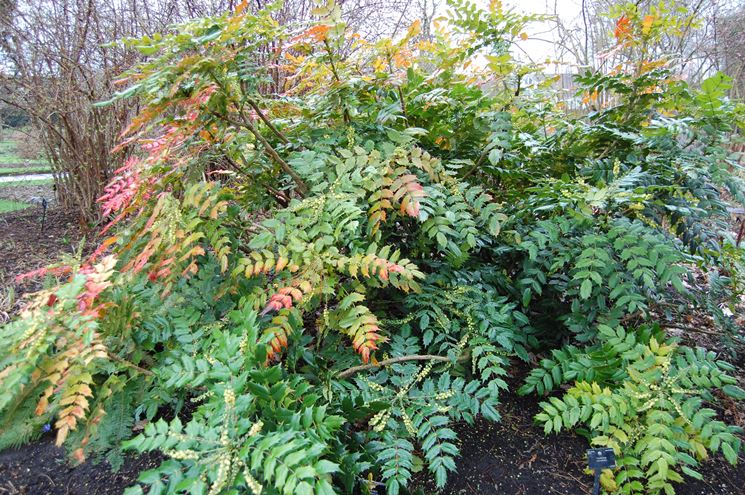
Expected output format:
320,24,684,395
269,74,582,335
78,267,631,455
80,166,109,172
1,1,744,494
530,325,744,494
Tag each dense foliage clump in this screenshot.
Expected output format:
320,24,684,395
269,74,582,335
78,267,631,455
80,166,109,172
1,1,744,494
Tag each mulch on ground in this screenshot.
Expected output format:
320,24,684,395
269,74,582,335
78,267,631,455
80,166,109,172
1,379,743,495
0,437,160,495
0,208,150,495
0,208,88,320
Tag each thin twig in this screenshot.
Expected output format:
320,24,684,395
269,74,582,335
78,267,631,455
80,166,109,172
338,353,468,379
214,110,309,196
246,98,290,145
663,325,724,337
207,69,308,195
323,39,350,124
107,352,154,376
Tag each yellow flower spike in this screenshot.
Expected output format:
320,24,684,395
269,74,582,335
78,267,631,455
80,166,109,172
243,470,263,495
248,420,263,437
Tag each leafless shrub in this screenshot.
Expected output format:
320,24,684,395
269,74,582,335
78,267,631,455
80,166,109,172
0,1,142,222
12,129,44,161
0,0,430,223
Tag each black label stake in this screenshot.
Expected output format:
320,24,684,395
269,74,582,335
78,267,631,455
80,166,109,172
587,447,616,495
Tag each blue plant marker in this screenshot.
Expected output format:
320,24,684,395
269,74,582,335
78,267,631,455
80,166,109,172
587,448,616,495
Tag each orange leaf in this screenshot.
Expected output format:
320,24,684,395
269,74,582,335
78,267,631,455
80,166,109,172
235,0,249,14
55,424,71,446
614,16,632,41
296,24,330,44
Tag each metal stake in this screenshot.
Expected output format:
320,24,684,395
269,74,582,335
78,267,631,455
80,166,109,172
39,198,47,235
592,467,601,495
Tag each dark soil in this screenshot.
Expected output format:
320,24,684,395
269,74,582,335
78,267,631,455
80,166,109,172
1,385,742,495
0,208,151,495
0,435,160,495
0,208,87,321
412,368,745,495
412,387,591,495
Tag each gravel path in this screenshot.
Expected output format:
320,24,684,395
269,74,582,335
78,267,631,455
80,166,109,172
0,173,54,183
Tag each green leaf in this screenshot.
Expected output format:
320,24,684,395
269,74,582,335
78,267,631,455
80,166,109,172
657,458,669,479
681,466,703,480
722,385,745,400
139,469,164,484
419,313,430,330
295,481,313,495
249,231,274,250
722,443,738,464
314,460,340,475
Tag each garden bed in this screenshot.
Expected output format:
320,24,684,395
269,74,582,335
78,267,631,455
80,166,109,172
0,376,743,495
2,3,745,493
0,439,160,495
0,208,87,320
1,206,744,495
1,204,743,495
412,370,745,495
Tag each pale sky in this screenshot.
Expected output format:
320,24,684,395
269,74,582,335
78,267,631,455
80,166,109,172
505,0,584,64
454,0,588,73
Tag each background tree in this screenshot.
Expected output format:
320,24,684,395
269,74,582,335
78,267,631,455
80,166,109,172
539,0,745,91
0,0,425,222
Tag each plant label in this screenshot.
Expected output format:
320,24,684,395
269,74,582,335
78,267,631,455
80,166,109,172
587,447,616,469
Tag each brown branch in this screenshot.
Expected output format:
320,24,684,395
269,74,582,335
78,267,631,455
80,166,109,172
205,127,290,206
385,53,408,123
215,110,309,197
265,184,290,207
207,69,308,195
107,351,154,376
662,325,723,337
323,39,350,124
338,353,469,379
246,98,290,145
241,112,309,197
397,87,408,121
